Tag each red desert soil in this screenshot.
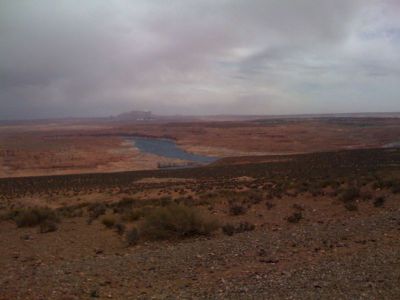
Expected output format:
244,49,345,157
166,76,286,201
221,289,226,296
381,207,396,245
0,129,184,178
0,148,400,298
1,182,399,299
2,117,400,178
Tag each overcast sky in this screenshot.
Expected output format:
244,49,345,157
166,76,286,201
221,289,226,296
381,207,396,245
1,0,400,119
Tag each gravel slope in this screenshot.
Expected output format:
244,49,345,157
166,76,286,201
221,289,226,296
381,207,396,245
1,209,399,299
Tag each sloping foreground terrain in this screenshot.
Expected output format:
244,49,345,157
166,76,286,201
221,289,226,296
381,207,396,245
1,148,400,299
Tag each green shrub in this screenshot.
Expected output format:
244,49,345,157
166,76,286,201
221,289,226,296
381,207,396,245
248,192,263,204
101,216,116,228
373,196,385,207
344,202,358,211
39,219,58,233
391,183,400,194
118,197,135,207
222,223,235,236
309,187,323,197
126,227,140,246
229,204,246,216
14,207,59,228
360,191,372,201
114,222,126,235
87,203,107,224
340,187,360,203
373,179,398,191
222,221,256,236
159,196,173,206
266,202,275,210
57,205,84,218
112,197,135,214
292,203,304,211
0,210,19,222
141,204,219,240
88,203,106,219
236,221,255,232
121,209,142,222
287,212,303,223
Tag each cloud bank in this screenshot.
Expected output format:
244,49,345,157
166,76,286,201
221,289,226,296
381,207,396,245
1,0,400,119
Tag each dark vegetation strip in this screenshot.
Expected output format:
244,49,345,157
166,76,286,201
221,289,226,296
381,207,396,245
1,148,400,198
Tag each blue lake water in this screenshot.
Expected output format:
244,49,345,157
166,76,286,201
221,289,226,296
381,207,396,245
127,136,217,164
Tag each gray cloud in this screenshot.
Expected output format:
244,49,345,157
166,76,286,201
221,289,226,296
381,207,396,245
0,0,399,119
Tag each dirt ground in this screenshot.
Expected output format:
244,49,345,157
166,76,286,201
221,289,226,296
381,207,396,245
1,148,400,299
1,195,399,299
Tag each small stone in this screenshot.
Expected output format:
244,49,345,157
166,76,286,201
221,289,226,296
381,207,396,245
259,258,279,264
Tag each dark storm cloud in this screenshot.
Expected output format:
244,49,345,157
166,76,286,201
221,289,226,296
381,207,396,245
0,0,399,119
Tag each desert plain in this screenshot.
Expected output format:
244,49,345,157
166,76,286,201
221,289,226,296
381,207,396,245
1,116,400,299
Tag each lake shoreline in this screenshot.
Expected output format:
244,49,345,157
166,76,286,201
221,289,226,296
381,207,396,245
124,136,218,167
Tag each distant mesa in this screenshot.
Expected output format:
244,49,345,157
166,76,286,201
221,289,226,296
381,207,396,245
116,110,153,121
